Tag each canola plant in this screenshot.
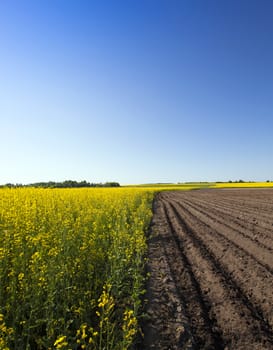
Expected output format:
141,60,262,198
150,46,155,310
0,188,154,349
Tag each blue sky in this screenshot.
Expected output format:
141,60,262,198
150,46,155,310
1,0,272,184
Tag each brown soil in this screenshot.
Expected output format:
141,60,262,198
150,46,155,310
141,189,273,350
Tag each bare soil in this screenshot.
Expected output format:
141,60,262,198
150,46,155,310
141,189,273,349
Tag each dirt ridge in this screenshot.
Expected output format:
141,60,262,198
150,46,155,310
142,189,273,349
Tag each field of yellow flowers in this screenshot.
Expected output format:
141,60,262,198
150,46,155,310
0,188,154,349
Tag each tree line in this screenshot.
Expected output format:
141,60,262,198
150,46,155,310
0,180,120,188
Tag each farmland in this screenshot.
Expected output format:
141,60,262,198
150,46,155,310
143,188,273,349
0,185,273,349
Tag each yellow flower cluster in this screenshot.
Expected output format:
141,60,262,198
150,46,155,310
122,309,137,344
0,313,13,350
54,335,68,349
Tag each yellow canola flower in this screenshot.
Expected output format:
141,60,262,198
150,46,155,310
54,335,68,349
122,309,137,343
18,273,24,281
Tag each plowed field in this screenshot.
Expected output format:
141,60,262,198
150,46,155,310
142,189,273,349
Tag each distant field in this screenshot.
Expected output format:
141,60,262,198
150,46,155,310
126,182,273,190
213,182,273,188
125,183,212,191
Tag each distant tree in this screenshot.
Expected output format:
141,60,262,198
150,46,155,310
5,183,15,188
0,180,120,188
104,182,120,187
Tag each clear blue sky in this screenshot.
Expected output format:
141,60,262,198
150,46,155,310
1,0,272,184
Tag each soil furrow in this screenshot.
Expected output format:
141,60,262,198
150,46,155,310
168,201,273,335
143,189,273,350
163,200,273,349
173,198,273,275
177,197,273,266
162,201,225,349
197,198,273,238
142,196,194,349
179,196,273,249
169,199,273,328
186,192,273,232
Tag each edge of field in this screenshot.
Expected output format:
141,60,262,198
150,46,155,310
124,181,273,192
